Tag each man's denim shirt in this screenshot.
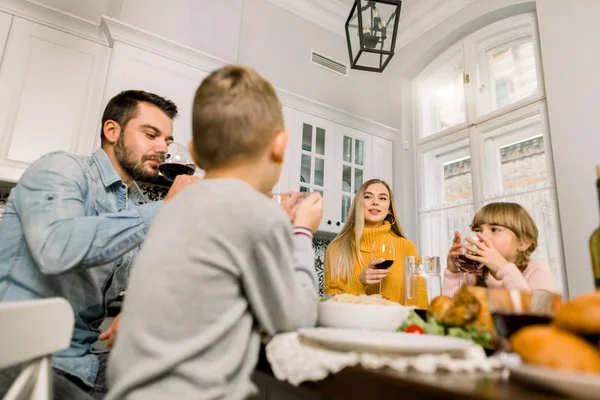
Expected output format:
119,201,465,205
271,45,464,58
0,149,162,387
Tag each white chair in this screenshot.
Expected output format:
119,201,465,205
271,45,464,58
0,298,74,400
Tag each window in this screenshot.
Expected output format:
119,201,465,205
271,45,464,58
414,14,565,292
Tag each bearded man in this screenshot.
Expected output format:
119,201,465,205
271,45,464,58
0,90,198,399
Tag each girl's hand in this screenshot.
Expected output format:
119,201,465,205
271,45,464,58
446,232,462,273
358,259,390,286
463,233,509,277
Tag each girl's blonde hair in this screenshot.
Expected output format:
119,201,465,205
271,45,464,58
326,179,406,282
471,202,538,286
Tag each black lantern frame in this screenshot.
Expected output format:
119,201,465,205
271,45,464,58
345,0,402,73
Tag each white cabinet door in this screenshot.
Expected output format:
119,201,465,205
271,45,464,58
96,42,210,153
0,12,11,63
287,109,337,233
369,135,394,188
0,17,110,182
333,124,372,229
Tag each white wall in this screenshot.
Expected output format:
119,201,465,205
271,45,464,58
389,0,600,298
535,0,600,297
118,0,244,63
32,0,122,22
238,0,395,126
41,0,395,126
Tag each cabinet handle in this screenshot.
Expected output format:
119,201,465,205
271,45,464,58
336,222,341,226
327,220,332,225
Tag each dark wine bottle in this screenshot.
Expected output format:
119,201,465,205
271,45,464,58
591,164,600,289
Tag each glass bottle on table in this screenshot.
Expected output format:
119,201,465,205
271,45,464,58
404,256,429,309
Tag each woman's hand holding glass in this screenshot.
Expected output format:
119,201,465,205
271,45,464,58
358,259,390,286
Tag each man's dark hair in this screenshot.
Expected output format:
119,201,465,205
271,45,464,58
100,90,178,140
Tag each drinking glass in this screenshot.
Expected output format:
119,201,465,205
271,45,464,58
488,288,561,364
158,142,197,182
454,236,485,287
423,256,442,303
371,238,395,297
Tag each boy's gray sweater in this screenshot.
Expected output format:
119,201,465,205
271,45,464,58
106,179,318,399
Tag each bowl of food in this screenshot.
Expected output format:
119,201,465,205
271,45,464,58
318,294,413,331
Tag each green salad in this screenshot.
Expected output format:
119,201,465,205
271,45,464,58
398,310,492,349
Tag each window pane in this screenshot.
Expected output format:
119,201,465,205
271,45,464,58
343,136,352,163
418,50,465,138
491,39,538,110
420,138,472,209
316,128,326,155
500,135,546,191
481,113,548,197
302,123,312,152
443,156,473,202
299,185,309,192
355,139,364,166
314,158,325,187
341,195,351,223
300,154,311,184
342,165,352,193
355,168,363,193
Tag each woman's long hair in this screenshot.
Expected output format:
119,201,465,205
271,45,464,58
472,202,538,287
326,179,406,282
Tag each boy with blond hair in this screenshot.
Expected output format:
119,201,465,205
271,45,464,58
106,65,322,400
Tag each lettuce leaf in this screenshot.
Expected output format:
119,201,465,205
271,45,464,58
398,310,445,336
398,310,491,347
447,326,492,348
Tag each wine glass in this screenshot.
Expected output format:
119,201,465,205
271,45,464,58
454,235,485,287
371,238,395,297
158,142,197,182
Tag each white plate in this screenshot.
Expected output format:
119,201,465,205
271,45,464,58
317,301,412,331
298,327,473,356
510,363,600,399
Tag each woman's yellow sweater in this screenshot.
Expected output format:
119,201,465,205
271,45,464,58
324,222,425,306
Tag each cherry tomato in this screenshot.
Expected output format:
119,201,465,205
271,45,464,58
405,324,424,334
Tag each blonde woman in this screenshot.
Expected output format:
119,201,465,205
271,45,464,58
324,179,419,304
443,202,556,297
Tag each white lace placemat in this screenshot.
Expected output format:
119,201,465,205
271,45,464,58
265,331,501,386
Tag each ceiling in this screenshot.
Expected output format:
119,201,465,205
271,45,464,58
337,0,421,14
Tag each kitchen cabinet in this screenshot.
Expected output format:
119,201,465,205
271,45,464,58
0,17,110,182
283,108,392,234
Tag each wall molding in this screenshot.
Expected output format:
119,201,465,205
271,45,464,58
100,16,228,73
267,0,476,51
0,0,108,45
277,88,398,140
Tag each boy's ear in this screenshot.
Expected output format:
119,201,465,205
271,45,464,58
188,141,203,169
103,120,121,145
271,129,289,164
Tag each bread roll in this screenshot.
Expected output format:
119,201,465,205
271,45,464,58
554,291,600,334
427,296,451,321
511,325,600,373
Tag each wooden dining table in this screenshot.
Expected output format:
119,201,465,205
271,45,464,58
253,346,568,400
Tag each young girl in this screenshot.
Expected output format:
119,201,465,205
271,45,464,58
443,202,556,296
324,179,421,304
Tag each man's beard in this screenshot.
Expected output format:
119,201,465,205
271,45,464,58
114,135,161,183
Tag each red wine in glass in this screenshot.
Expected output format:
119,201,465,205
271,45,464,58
158,163,195,181
454,254,485,276
374,260,394,269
